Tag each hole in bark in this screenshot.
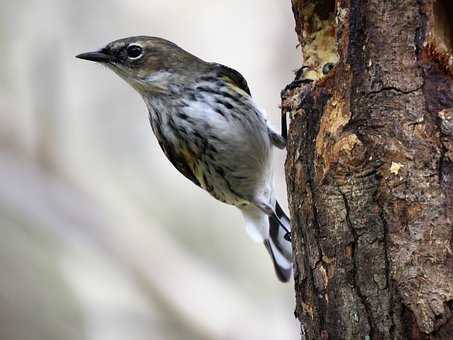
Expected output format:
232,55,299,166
434,313,443,321
433,0,453,52
447,299,453,312
300,0,338,81
314,0,335,20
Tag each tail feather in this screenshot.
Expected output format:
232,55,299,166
264,239,292,282
267,201,293,282
240,201,293,282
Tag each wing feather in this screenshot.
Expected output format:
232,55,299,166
212,63,251,95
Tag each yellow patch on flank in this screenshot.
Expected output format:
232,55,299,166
181,148,207,187
180,148,197,174
180,148,195,165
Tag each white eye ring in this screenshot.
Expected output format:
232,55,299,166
126,43,144,60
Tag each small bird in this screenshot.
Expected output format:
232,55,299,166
76,36,292,282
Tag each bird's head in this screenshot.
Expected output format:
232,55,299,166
76,36,206,93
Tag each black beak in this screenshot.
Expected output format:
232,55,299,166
76,50,112,63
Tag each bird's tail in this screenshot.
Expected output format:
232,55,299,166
240,201,293,282
265,201,293,282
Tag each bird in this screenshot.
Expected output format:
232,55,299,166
76,36,292,282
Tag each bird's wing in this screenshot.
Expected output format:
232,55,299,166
213,63,287,150
212,63,251,95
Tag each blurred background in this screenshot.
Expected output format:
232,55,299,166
0,1,301,339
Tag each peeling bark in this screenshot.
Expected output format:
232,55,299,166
283,0,453,339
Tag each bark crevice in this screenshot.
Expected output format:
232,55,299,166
338,186,374,338
377,199,396,339
365,85,424,98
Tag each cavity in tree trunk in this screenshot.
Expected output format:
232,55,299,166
282,0,453,339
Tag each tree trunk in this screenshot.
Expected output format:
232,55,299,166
282,0,453,339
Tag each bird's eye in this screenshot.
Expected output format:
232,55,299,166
126,44,144,60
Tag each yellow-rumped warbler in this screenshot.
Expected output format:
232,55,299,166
76,36,292,282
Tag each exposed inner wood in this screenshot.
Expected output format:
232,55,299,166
298,0,338,81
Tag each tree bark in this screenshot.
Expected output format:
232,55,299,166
283,0,453,339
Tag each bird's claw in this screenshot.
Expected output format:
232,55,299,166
281,78,314,94
281,66,315,141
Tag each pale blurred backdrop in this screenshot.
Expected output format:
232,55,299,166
0,1,301,339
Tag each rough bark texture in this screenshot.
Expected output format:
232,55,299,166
283,0,453,339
